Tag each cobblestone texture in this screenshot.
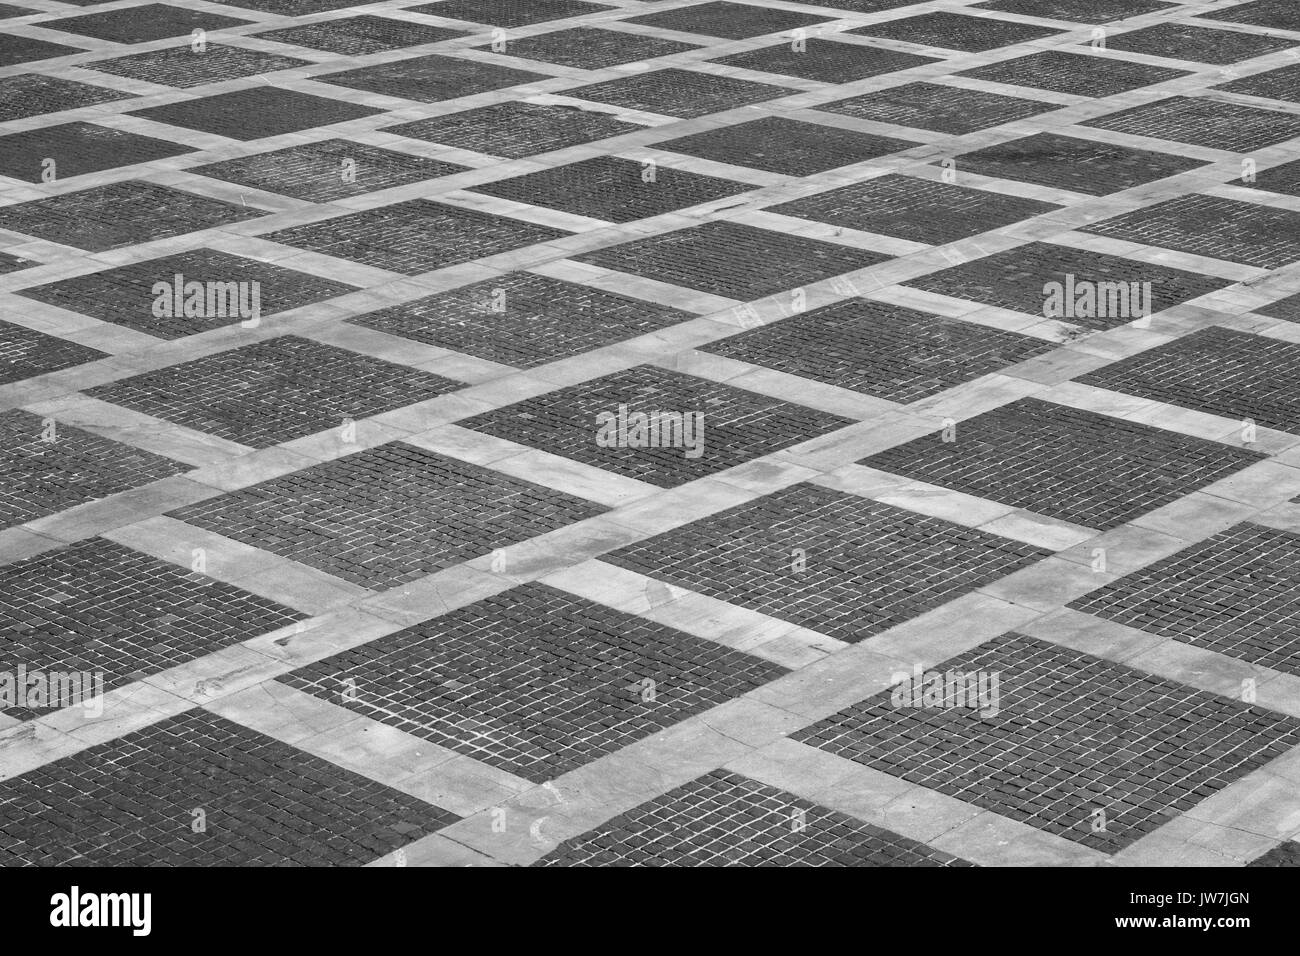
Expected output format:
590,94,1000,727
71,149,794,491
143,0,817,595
0,75,134,123
0,322,106,385
44,4,252,43
406,0,614,27
1217,63,1300,104
974,0,1176,21
1102,22,1297,64
1247,841,1300,867
86,44,313,89
479,26,701,69
0,35,84,68
959,51,1191,98
316,53,548,103
814,81,1059,134
711,38,939,83
131,87,383,141
1080,96,1300,151
625,1,830,39
1201,0,1300,31
0,122,195,183
849,12,1060,52
383,100,649,157
253,14,468,53
565,68,793,118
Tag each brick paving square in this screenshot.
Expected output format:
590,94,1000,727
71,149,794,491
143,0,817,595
16,248,356,340
170,443,605,588
712,38,937,84
848,12,1061,52
777,0,930,9
280,584,786,782
190,139,468,202
534,770,976,865
861,398,1265,529
1079,96,1300,152
1077,326,1300,434
130,87,383,141
383,100,648,158
575,220,890,298
0,710,455,865
1080,194,1300,270
794,632,1300,852
0,4,34,16
958,51,1191,98
1217,64,1300,104
479,26,701,69
316,53,548,103
43,3,251,43
0,181,266,252
86,336,464,448
1102,22,1297,64
0,252,35,275
702,299,1055,403
0,75,134,123
468,155,753,223
1200,0,1300,32
973,0,1177,21
0,34,84,67
0,409,188,530
0,122,195,184
260,199,569,274
1243,158,1300,198
406,0,614,27
624,1,829,39
1,322,106,386
814,81,1058,134
767,174,1059,245
85,44,314,89
0,539,305,719
1247,842,1300,866
204,0,363,12
655,116,919,176
1258,292,1300,322
1071,523,1300,676
459,365,855,487
564,68,793,119
347,271,692,368
253,14,468,54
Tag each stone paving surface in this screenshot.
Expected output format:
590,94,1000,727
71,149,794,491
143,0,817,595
3,0,1300,869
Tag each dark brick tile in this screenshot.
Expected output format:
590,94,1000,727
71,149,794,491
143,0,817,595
207,0,362,12
565,68,793,119
766,174,1059,245
1079,96,1300,151
0,122,194,183
0,75,133,123
1247,841,1300,867
777,0,929,9
849,12,1061,52
480,26,700,68
702,299,1055,403
43,3,251,43
0,710,455,865
459,364,854,487
604,483,1048,643
1217,64,1300,104
1257,291,1300,322
0,4,34,16
1200,0,1300,32
0,540,305,719
0,34,84,67
406,0,614,27
859,397,1265,529
625,1,829,39
535,770,976,866
347,271,691,367
794,632,1300,852
16,248,355,340
171,443,605,588
973,0,1177,21
1102,22,1297,64
713,38,938,84
1243,158,1300,198
950,131,1206,196
281,585,786,782
904,242,1228,328
1072,523,1300,676
0,252,37,275
958,51,1191,97
261,199,569,275
0,181,265,253
383,100,648,158
0,322,106,386
317,52,547,103
190,139,467,202
130,87,382,141
575,220,890,299
814,81,1058,134
254,14,468,54
85,44,312,89
0,410,188,530
1080,194,1300,269
87,335,464,448
656,116,919,176
1078,326,1300,434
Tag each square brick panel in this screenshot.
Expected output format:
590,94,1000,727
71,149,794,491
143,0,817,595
973,0,1177,21
210,0,363,12
950,132,1206,196
1247,841,1300,867
0,4,34,15
1243,158,1300,198
170,443,606,588
1258,291,1300,322
0,538,305,719
794,632,1300,852
958,51,1191,97
1,322,106,386
848,12,1061,52
0,75,134,123
316,52,547,102
480,26,701,68
1102,22,1297,64
383,101,648,158
575,220,891,299
625,1,829,39
702,299,1056,403
85,44,313,89
254,14,468,53
604,483,1048,642
656,116,919,176
459,364,855,487
43,3,251,42
859,397,1265,529
565,68,793,119
1071,522,1300,676
711,38,938,84
0,252,35,275
814,81,1059,134
1077,326,1300,434
16,248,356,340
261,199,569,274
279,584,787,782
347,271,692,368
0,35,83,68
1201,0,1300,32
0,710,456,865
0,122,195,183
535,770,976,866
904,241,1229,327
191,139,468,202
86,335,464,448
777,0,932,9
468,155,753,223
0,181,265,252
1079,194,1300,270
131,87,383,141
1217,63,1300,103
406,0,614,27
767,174,1059,245
0,409,188,529
1079,96,1300,151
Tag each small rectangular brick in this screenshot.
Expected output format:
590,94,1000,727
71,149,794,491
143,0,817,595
1,321,106,386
